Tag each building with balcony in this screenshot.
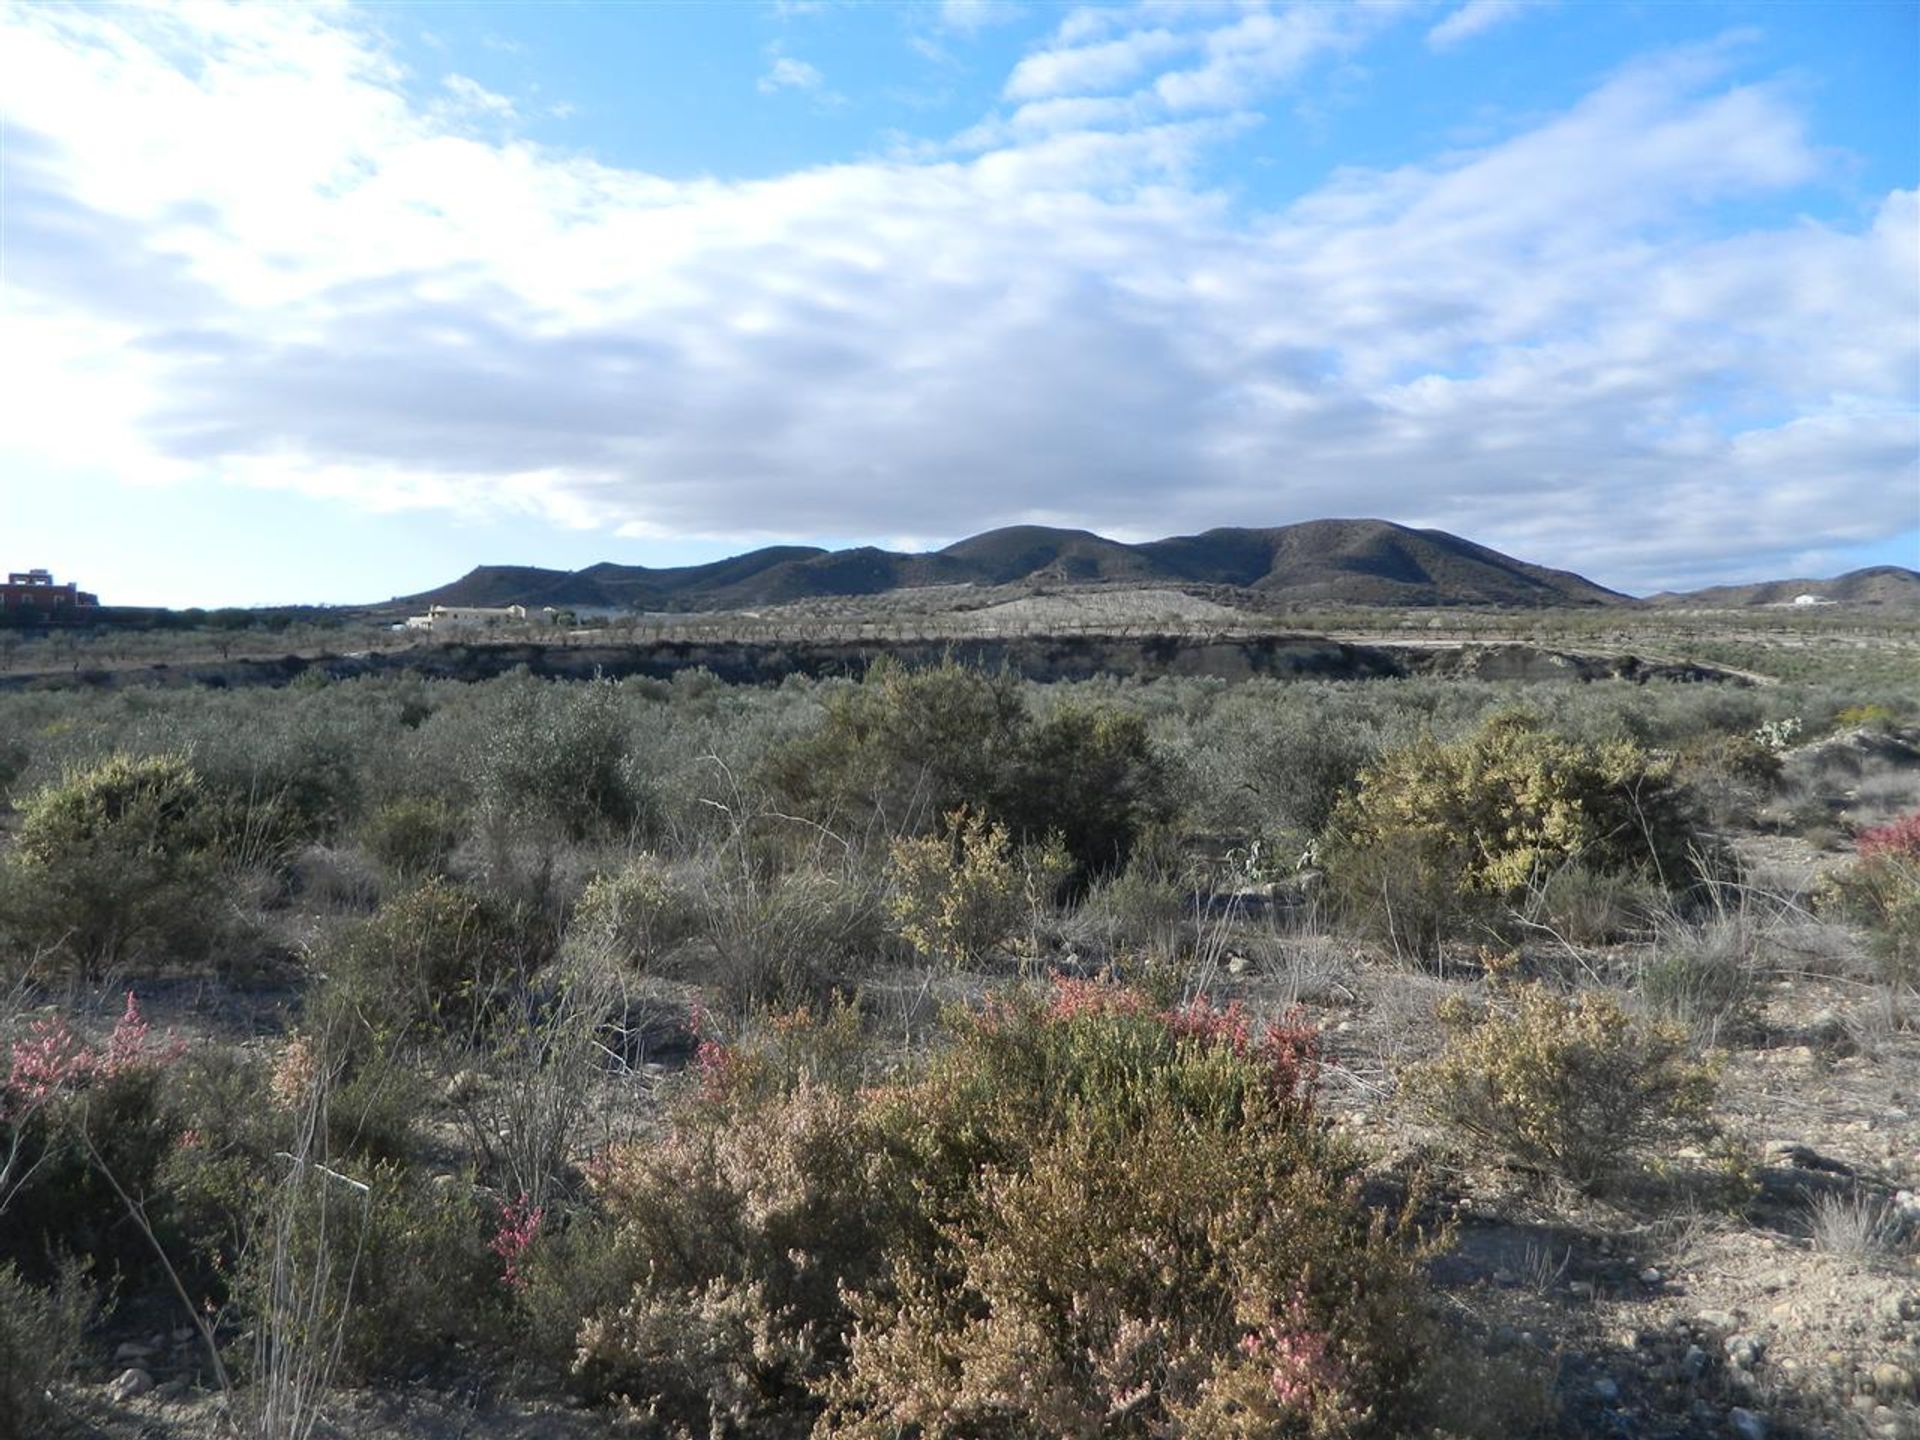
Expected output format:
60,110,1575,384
1,569,98,613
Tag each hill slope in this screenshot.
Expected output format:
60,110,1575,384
395,519,1631,612
1650,565,1920,610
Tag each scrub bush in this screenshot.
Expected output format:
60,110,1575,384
0,753,223,970
359,795,463,882
1825,815,1920,989
318,879,548,1040
1409,984,1718,1192
576,983,1450,1438
568,854,700,972
0,1259,93,1437
1324,715,1709,951
886,808,1039,967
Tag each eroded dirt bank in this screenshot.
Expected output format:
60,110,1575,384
0,634,1748,692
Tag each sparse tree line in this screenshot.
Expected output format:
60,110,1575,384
0,657,1914,1437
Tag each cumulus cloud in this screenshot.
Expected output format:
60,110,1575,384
0,2,1913,592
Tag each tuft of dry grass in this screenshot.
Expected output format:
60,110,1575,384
1806,1190,1913,1267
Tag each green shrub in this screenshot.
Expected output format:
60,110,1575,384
887,808,1027,967
219,1158,504,1389
318,879,548,1040
567,854,699,972
998,702,1175,877
0,996,187,1285
478,677,645,840
0,753,223,970
0,1259,93,1437
1832,702,1899,733
1324,715,1710,952
359,795,463,881
763,658,1026,836
1409,984,1719,1192
765,660,1172,878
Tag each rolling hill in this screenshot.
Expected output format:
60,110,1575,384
1650,565,1920,610
393,519,1632,612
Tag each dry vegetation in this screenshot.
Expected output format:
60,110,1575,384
0,613,1916,1440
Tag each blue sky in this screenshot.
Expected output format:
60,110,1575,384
2,0,1915,607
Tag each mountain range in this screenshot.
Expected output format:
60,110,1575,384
395,519,1919,614
396,519,1632,612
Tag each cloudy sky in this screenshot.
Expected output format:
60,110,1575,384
2,0,1915,607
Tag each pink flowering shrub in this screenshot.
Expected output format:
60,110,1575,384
490,1194,544,1291
576,979,1446,1437
1830,813,1920,987
1,994,188,1280
1858,810,1920,862
2,993,181,1122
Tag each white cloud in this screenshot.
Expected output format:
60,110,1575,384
1429,0,1546,51
1004,28,1191,101
940,0,1022,34
758,55,825,94
0,4,1912,593
1152,4,1408,112
441,73,517,121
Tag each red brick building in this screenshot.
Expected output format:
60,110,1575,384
1,569,99,613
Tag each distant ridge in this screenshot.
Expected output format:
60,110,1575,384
1650,565,1920,610
393,519,1633,611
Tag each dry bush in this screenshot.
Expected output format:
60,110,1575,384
567,853,701,973
1524,862,1663,946
571,984,1469,1438
1640,910,1764,1044
447,959,616,1213
1409,983,1719,1192
886,808,1067,968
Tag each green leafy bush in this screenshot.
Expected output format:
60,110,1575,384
359,795,463,882
0,753,223,970
1409,984,1719,1192
997,702,1175,877
766,660,1172,878
478,677,646,840
317,879,548,1039
0,995,187,1285
567,854,700,972
1324,715,1710,951
264,1163,503,1385
0,1259,93,1437
763,658,1026,835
